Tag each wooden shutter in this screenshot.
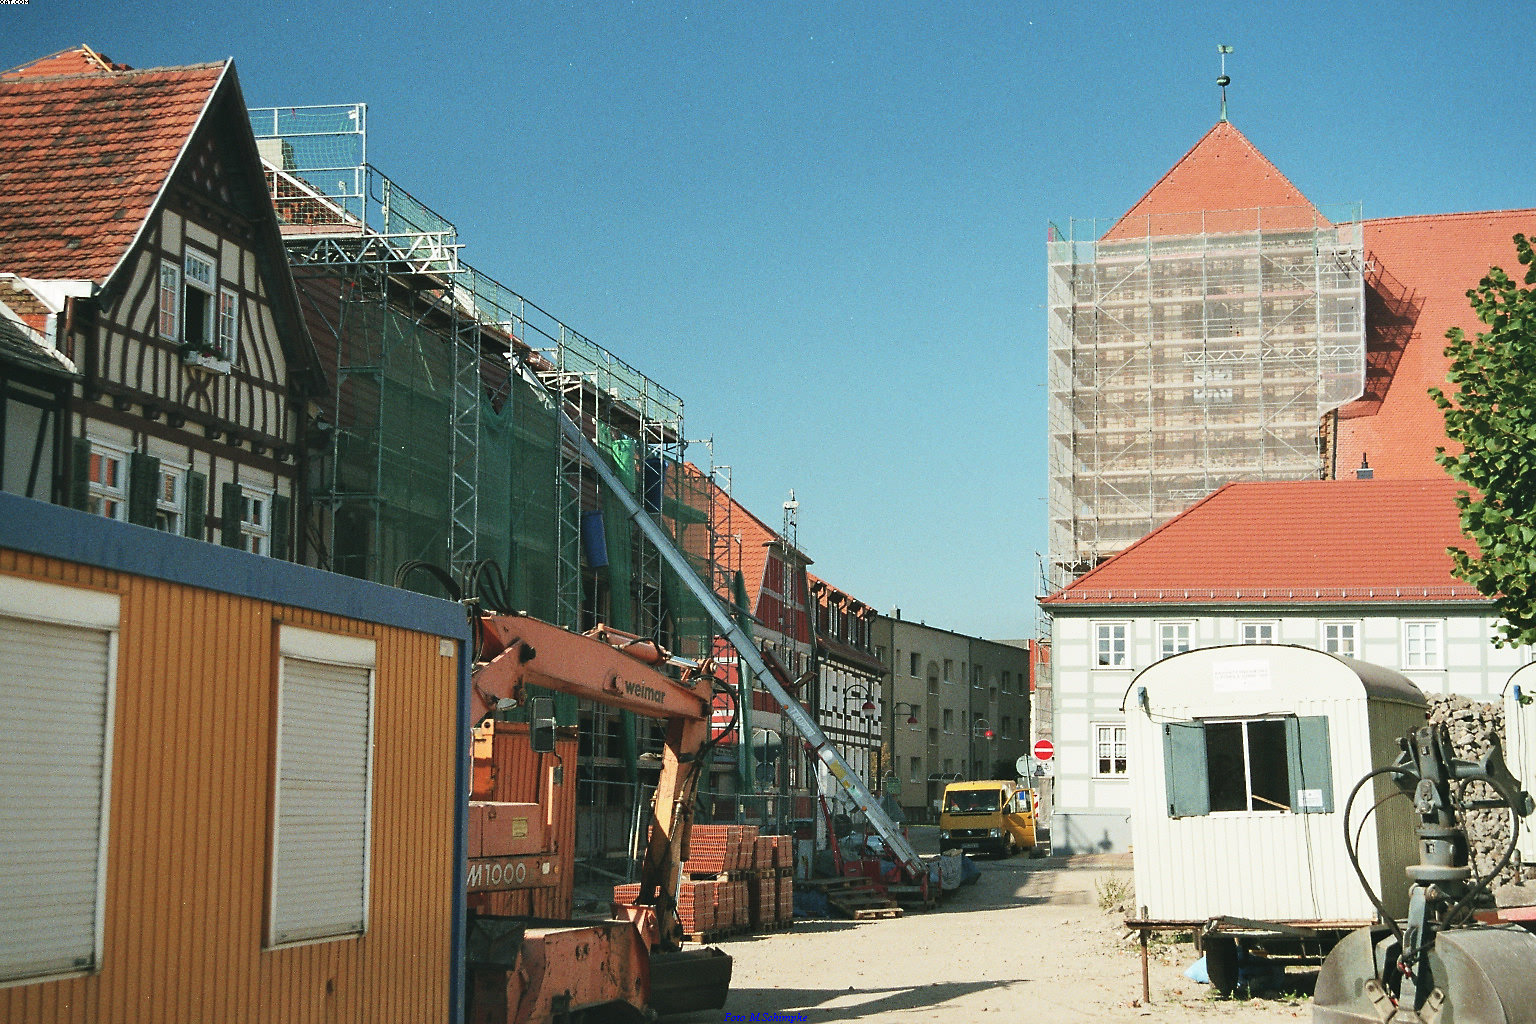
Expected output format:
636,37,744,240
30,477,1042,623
270,493,291,561
270,653,372,946
1163,722,1210,818
0,613,113,982
184,471,207,540
70,437,91,510
127,453,159,527
1286,715,1334,814
220,482,242,547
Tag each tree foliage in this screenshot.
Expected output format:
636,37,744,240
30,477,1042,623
1430,233,1536,646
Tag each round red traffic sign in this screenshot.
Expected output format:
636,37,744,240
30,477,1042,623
1032,738,1055,761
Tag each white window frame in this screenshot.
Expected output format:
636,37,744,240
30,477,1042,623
239,485,273,556
942,708,953,734
0,577,120,986
1321,620,1360,659
268,627,376,949
158,260,180,340
1095,622,1129,667
1239,620,1278,645
909,757,921,784
217,286,240,363
86,441,129,522
1157,620,1193,660
1093,722,1128,778
182,251,216,352
153,461,187,535
1404,620,1444,670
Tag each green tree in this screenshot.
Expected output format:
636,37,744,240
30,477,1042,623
1430,233,1536,646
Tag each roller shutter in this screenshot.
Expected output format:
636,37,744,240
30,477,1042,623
269,641,374,946
0,613,114,983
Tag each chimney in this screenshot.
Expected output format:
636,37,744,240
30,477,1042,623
1356,453,1373,480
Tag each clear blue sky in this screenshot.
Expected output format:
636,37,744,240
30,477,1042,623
5,2,1531,640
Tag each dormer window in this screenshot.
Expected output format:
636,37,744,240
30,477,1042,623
182,252,216,353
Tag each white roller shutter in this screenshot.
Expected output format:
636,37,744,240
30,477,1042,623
269,631,374,947
0,611,115,984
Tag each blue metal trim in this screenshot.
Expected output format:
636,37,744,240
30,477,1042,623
0,492,469,641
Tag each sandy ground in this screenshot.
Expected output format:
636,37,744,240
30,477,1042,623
665,828,1318,1024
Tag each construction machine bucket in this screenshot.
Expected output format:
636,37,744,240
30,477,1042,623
646,947,733,1017
1315,923,1536,1024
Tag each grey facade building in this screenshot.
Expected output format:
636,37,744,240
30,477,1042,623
872,613,1033,823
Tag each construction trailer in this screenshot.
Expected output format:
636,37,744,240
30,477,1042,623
248,105,743,814
1045,205,1368,588
0,492,468,1024
1122,645,1426,924
1501,662,1536,867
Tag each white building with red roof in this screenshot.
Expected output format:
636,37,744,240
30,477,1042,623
1039,478,1531,854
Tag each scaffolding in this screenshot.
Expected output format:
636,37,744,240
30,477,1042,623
1046,205,1367,589
248,104,715,662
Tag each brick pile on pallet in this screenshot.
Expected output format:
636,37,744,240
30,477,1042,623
611,879,719,935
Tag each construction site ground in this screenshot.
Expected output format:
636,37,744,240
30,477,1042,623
666,826,1314,1023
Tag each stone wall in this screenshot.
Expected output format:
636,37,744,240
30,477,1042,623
1426,695,1518,884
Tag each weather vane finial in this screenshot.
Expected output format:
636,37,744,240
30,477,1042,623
1217,44,1233,122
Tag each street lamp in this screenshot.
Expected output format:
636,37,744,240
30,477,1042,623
891,701,919,726
970,718,993,780
841,684,879,787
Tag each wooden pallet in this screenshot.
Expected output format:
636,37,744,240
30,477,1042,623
819,878,903,921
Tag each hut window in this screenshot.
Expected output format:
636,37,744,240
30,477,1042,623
0,577,119,985
269,627,376,947
1163,716,1334,818
1322,621,1359,659
1095,622,1129,667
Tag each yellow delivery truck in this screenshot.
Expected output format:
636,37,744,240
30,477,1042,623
939,779,1038,858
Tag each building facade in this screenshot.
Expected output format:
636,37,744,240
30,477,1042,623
810,575,887,795
1041,478,1531,855
873,614,1032,823
0,46,322,558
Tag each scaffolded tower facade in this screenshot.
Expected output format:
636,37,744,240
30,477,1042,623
1046,205,1367,587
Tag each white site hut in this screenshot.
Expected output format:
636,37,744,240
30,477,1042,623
1123,645,1426,923
1501,663,1536,866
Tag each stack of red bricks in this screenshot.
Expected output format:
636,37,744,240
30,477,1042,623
611,879,719,935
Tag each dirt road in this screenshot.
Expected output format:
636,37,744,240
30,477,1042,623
672,831,1314,1023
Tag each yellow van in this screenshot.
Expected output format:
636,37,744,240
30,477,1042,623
939,780,1037,858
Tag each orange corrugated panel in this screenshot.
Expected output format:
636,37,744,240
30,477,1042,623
0,555,457,1024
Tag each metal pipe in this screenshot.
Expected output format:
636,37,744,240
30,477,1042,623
516,358,926,879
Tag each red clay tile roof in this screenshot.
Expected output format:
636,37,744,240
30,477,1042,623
1334,209,1536,480
1,45,128,80
1041,478,1481,605
0,55,227,283
680,463,812,620
1101,121,1326,241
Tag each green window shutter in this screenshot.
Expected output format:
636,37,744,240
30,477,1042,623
220,482,243,548
127,453,160,527
1163,722,1210,818
70,438,92,510
1286,715,1334,814
184,471,207,540
271,493,291,561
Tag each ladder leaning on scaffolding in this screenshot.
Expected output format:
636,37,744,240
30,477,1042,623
512,357,927,882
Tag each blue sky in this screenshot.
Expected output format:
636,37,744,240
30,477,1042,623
5,2,1532,639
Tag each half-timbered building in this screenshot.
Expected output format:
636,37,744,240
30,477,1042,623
0,45,321,557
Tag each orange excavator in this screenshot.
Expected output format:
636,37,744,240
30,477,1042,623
459,610,733,1024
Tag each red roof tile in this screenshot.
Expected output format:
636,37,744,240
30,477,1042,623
1041,478,1479,605
1,45,128,80
1334,209,1536,480
0,54,226,283
1101,121,1326,240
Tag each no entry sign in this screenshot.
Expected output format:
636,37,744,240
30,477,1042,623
1032,738,1055,762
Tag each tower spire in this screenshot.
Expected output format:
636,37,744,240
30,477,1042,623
1217,44,1233,121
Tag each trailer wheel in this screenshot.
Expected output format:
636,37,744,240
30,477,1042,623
1205,936,1239,995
